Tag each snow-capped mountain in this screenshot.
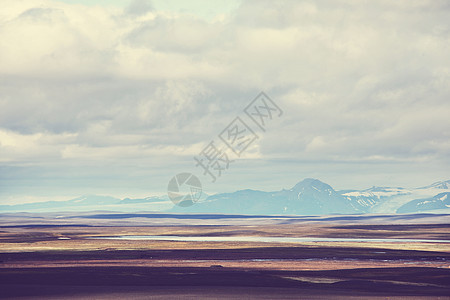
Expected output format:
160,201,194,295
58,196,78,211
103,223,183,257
340,187,411,213
397,192,450,213
419,180,450,190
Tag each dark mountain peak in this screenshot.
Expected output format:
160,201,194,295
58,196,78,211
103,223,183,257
291,178,335,193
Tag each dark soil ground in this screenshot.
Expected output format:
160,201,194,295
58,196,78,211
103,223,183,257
1,221,449,299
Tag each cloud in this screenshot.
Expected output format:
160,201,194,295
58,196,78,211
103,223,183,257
0,0,449,201
125,0,153,16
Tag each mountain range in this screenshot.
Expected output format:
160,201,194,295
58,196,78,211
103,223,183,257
1,179,450,215
173,179,450,215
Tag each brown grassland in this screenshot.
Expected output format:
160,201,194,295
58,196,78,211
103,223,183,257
1,221,450,299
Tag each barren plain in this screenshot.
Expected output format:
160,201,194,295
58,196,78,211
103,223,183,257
1,213,449,299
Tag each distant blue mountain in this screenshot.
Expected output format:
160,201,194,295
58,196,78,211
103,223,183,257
172,178,361,215
397,192,450,213
0,195,167,212
119,196,166,205
1,178,449,215
0,195,121,212
419,180,450,190
173,178,450,215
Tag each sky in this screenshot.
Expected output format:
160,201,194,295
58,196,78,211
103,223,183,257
0,0,449,204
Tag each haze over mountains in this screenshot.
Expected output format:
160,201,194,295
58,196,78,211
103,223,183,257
1,179,449,215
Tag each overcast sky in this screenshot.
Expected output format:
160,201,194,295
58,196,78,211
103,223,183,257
1,0,449,204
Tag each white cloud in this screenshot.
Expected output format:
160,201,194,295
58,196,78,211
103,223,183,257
0,0,449,202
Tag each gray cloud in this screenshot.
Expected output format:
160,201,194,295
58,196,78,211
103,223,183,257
125,0,154,16
0,0,449,202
